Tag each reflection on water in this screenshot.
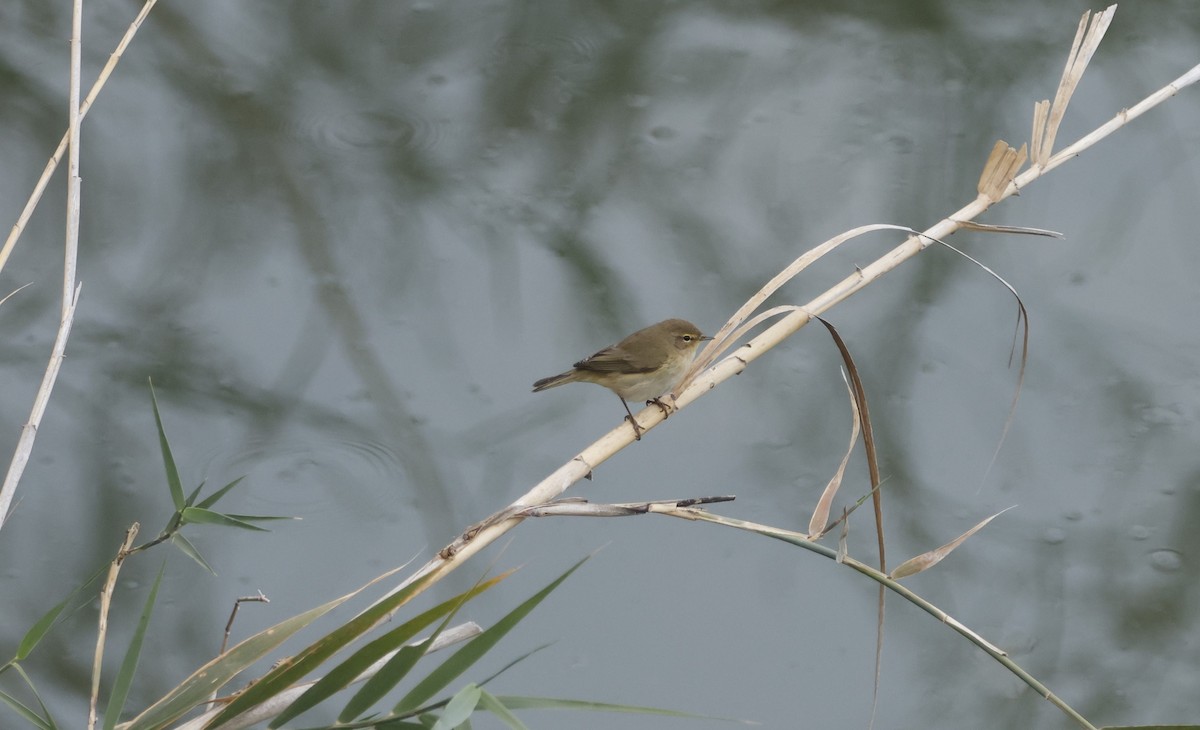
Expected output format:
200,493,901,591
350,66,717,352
2,1,1199,728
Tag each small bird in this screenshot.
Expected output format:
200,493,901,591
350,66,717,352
532,318,710,440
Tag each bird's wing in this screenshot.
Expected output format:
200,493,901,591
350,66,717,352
574,346,654,374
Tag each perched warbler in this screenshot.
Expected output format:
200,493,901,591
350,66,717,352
532,318,710,439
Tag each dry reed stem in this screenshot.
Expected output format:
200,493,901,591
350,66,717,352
89,524,139,730
1033,6,1116,166
195,9,1196,725
0,0,159,276
52,8,1200,728
0,0,159,531
515,495,735,518
64,0,82,317
683,223,915,383
1038,61,1200,177
0,283,82,526
377,6,1200,621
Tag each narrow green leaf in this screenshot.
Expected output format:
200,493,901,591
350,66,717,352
148,379,185,510
195,476,246,510
223,513,298,523
341,637,432,722
327,646,547,730
204,566,440,729
394,556,589,715
170,533,215,574
432,684,480,730
120,569,386,730
354,691,726,730
9,565,107,664
492,696,707,718
1099,726,1200,729
337,573,505,723
103,563,165,730
183,482,206,508
9,664,58,730
474,644,552,690
277,575,505,726
476,690,530,730
14,600,69,663
0,685,54,730
179,507,269,532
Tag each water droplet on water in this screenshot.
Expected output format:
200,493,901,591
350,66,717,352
1127,525,1150,541
1042,527,1066,545
1148,549,1182,572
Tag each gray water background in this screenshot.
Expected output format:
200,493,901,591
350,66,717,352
2,2,1199,728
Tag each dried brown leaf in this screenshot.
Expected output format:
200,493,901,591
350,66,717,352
808,372,860,538
977,140,1028,201
889,506,1015,580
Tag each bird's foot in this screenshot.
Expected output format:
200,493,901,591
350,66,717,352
647,397,674,418
624,414,644,441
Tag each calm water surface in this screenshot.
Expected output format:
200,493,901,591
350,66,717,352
1,2,1198,728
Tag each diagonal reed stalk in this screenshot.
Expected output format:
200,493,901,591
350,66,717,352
7,4,1199,729
103,6,1199,730
418,5,1185,586
0,0,160,531
649,505,1097,730
332,7,1198,729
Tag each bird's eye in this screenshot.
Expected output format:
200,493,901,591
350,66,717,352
682,335,693,342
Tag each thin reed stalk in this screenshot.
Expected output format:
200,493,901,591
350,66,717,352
0,0,160,531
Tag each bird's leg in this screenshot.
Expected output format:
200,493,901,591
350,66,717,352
619,397,643,441
647,396,674,418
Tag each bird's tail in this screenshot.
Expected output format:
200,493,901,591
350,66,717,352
532,370,577,392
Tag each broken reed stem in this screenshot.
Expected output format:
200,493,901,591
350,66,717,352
89,525,140,730
1033,7,1115,165
1040,61,1200,176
